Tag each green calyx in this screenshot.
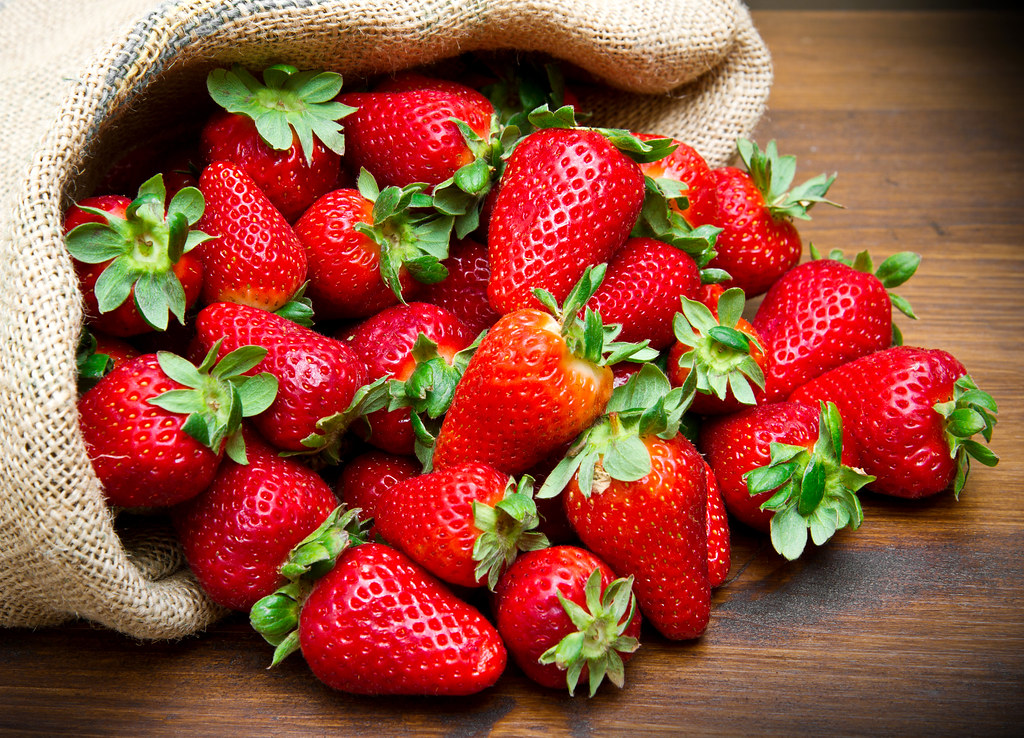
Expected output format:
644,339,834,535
431,115,506,239
471,475,550,590
147,340,278,464
631,176,723,270
533,264,659,368
482,57,576,130
537,568,640,697
934,374,999,499
206,64,353,164
537,363,695,499
809,244,921,345
353,168,454,301
273,282,315,327
744,402,874,561
387,332,482,470
250,506,369,666
672,288,765,407
64,174,213,330
736,138,840,220
75,329,113,393
526,104,676,164
284,376,392,466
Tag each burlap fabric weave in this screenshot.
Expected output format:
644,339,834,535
0,0,772,639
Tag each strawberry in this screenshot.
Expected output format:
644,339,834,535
251,517,507,696
540,364,711,640
77,345,277,508
689,139,839,296
703,460,731,588
636,133,718,226
752,248,920,403
293,171,456,319
699,401,872,560
202,64,351,221
419,236,501,335
486,117,652,314
340,301,476,457
492,546,641,696
432,266,651,475
195,160,308,311
788,346,999,499
374,463,548,589
667,288,769,415
173,428,339,611
583,236,702,349
191,301,373,461
63,175,209,336
335,450,420,535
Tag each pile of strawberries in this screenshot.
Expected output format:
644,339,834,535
67,59,999,697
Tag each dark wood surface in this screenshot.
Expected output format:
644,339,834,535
3,10,1023,736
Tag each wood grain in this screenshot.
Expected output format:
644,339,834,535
2,10,1023,736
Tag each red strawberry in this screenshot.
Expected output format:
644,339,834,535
191,301,370,461
583,236,701,349
419,236,501,335
788,346,999,499
492,546,641,696
753,248,920,403
77,345,277,508
689,139,838,296
64,176,207,336
703,460,731,588
542,365,711,640
637,133,718,226
375,463,548,589
195,160,308,311
335,450,420,535
202,64,350,221
174,429,339,611
339,85,496,190
252,532,507,696
487,125,647,314
699,401,871,560
432,267,646,475
341,301,476,457
667,288,769,415
372,71,495,106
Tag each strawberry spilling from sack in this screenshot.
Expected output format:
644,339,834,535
67,59,999,699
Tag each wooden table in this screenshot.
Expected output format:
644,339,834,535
3,10,1023,736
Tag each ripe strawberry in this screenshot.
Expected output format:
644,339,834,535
699,401,871,560
542,364,711,640
375,463,548,589
788,346,999,499
419,236,501,335
63,175,208,336
432,266,649,475
191,301,371,461
77,345,277,508
252,528,507,696
486,123,648,314
335,450,420,535
703,460,731,588
492,546,641,696
752,248,920,403
173,429,339,611
339,83,496,190
195,160,308,311
202,64,351,221
340,301,476,457
293,171,456,319
583,236,701,349
689,139,839,296
637,133,718,226
667,288,769,415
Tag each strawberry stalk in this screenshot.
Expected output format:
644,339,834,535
744,402,873,560
64,173,212,330
934,374,999,498
538,568,640,698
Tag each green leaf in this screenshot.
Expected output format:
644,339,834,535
92,257,136,313
798,457,826,516
237,373,278,417
156,351,203,387
166,186,205,225
746,462,797,495
64,222,128,263
770,505,809,561
601,435,651,482
875,251,921,288
147,388,204,415
212,345,268,379
224,430,248,465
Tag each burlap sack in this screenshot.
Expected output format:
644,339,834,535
0,0,772,639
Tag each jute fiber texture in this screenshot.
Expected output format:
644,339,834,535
0,0,772,639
